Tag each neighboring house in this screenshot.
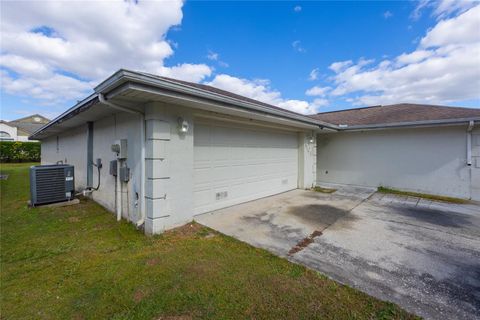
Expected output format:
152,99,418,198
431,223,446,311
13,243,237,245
30,69,480,234
0,121,17,141
0,114,50,141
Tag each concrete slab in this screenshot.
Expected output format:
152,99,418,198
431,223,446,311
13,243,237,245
196,188,480,320
195,188,373,256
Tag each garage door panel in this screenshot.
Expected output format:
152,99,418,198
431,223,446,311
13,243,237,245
194,121,299,215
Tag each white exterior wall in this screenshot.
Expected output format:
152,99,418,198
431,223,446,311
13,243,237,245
40,113,142,222
91,113,142,222
41,125,88,189
317,125,479,200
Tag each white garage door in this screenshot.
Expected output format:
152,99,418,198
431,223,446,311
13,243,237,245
194,121,299,215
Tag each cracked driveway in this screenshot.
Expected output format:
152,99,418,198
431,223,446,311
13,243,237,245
195,188,480,320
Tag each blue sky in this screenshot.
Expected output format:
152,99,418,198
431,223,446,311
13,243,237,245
1,0,479,120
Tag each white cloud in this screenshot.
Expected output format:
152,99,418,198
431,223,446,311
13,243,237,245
329,60,353,73
396,50,432,65
206,50,229,68
1,70,93,104
306,86,331,97
309,68,319,80
206,74,320,114
207,50,219,61
292,40,306,53
411,0,477,20
420,5,480,47
312,98,329,107
325,5,480,106
155,64,212,83
218,61,229,68
383,11,393,19
294,6,302,12
0,0,212,105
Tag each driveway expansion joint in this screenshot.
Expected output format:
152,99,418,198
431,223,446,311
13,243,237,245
288,230,323,256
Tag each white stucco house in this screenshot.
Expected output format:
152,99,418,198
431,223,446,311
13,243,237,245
0,114,49,141
30,69,480,234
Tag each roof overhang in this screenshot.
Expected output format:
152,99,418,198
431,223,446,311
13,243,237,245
326,117,480,133
30,69,338,139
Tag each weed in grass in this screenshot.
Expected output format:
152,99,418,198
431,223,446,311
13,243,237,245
312,186,337,193
377,186,469,204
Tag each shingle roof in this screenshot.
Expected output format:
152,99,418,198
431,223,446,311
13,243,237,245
310,103,480,126
137,71,307,118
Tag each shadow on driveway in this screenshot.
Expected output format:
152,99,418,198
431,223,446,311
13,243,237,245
196,188,480,320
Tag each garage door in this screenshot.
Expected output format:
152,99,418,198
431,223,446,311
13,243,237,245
194,121,299,215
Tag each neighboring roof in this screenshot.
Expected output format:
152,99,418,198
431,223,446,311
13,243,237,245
310,104,480,127
0,120,13,125
10,114,50,124
8,114,50,135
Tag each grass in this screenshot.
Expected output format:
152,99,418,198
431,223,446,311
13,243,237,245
377,186,469,204
312,186,337,194
0,163,418,320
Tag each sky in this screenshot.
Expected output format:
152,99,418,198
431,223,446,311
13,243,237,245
0,0,479,121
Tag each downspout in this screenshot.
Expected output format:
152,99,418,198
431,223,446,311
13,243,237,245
98,93,146,227
467,120,474,166
86,122,94,188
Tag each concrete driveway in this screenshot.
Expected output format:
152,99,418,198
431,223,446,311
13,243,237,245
195,187,480,320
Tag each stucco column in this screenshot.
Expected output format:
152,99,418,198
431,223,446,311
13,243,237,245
144,102,195,234
144,102,171,234
298,132,317,189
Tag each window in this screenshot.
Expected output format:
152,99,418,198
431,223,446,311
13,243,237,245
0,131,12,140
56,136,59,153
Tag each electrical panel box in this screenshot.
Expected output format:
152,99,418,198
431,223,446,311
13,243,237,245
30,164,75,206
111,139,128,159
120,166,130,183
109,160,117,176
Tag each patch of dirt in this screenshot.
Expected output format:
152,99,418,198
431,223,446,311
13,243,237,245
164,222,204,238
146,258,160,266
156,316,193,320
67,216,80,223
288,230,323,256
133,289,147,303
312,186,337,193
72,313,85,320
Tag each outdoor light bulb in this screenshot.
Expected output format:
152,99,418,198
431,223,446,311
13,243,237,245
178,117,189,133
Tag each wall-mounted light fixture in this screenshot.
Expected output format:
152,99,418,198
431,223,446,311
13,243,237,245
177,117,189,134
308,134,315,144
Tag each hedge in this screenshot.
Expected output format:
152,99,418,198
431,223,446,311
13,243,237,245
0,141,41,163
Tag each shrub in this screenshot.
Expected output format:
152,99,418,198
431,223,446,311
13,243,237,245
0,141,41,163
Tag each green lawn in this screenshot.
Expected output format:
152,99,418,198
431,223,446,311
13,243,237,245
0,163,417,319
